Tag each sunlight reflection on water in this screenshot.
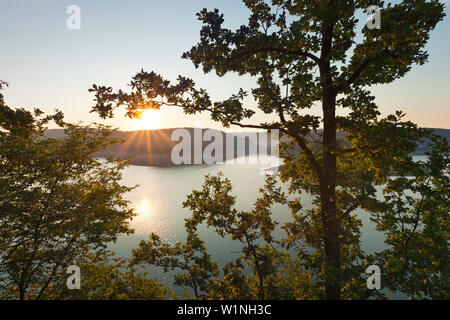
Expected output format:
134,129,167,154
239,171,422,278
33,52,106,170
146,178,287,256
129,197,176,240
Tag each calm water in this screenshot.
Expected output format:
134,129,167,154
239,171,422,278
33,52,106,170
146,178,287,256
109,155,292,263
108,155,428,297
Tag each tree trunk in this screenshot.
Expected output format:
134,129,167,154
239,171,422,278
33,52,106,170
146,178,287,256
321,92,341,300
19,287,25,300
193,283,199,299
258,273,265,300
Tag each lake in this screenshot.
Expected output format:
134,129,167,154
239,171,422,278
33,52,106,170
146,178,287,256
108,155,428,298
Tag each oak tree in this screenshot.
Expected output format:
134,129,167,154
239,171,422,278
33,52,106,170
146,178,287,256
89,1,445,299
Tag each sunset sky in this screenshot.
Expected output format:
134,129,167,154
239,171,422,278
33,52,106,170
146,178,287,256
1,0,449,131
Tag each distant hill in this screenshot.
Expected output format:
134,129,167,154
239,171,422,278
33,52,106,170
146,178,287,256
415,128,450,155
280,128,450,156
45,128,275,166
44,127,450,166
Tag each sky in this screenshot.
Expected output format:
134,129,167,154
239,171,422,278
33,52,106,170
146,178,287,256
0,0,449,131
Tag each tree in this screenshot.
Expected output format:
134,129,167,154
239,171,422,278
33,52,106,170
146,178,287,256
371,136,449,299
0,89,136,300
43,252,172,300
132,173,290,300
89,1,445,299
183,173,286,299
132,231,218,299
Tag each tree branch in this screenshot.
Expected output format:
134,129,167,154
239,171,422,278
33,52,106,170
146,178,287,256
336,49,400,92
234,47,321,65
275,103,323,180
339,202,359,221
336,57,372,92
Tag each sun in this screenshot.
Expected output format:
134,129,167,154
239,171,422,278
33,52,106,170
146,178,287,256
137,109,159,130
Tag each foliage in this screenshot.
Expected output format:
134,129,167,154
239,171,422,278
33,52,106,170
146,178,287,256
132,231,218,299
184,173,286,299
85,0,446,299
43,251,172,300
0,92,137,300
372,136,450,299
